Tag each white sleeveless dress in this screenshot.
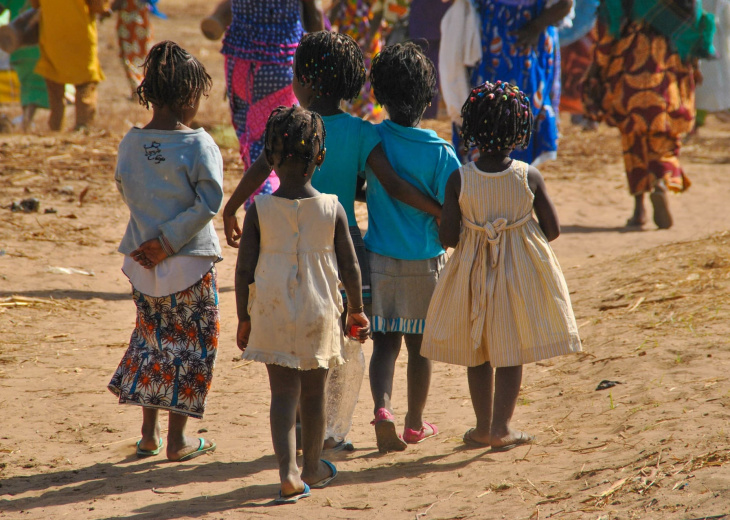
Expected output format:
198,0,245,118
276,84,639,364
422,161,582,367
243,194,345,370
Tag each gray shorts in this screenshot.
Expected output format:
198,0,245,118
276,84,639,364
368,251,447,334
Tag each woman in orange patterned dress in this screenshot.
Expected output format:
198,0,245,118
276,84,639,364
582,0,715,229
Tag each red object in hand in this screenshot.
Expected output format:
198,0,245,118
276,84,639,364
349,325,361,338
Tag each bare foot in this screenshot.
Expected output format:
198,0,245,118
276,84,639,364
167,437,215,461
280,472,306,497
323,437,340,450
490,430,535,452
301,459,334,487
650,187,673,229
463,427,490,447
625,214,646,228
137,432,161,452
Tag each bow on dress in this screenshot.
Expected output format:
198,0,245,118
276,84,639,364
462,212,533,350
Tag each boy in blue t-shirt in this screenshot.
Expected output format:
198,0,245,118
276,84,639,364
365,42,461,453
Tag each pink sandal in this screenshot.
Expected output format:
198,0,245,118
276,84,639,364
403,421,439,444
371,408,407,453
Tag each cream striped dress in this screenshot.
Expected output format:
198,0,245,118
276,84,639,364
421,160,581,367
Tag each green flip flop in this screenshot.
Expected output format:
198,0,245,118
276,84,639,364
136,438,163,458
175,438,216,462
275,483,311,505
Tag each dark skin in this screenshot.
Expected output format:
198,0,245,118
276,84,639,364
300,0,324,32
223,76,442,247
440,152,560,247
440,149,558,448
514,0,573,50
121,92,215,460
234,125,369,495
367,104,438,439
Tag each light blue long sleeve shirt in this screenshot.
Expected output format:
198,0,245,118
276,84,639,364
116,127,224,257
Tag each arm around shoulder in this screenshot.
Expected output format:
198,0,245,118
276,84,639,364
333,203,363,309
527,166,560,241
367,143,442,218
223,153,273,248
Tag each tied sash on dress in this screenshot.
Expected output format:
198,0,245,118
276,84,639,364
462,212,533,350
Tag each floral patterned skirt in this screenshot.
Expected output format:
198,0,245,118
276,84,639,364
108,268,219,419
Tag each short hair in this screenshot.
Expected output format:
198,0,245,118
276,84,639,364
137,40,212,110
459,80,533,154
294,31,365,102
263,105,326,172
369,42,436,126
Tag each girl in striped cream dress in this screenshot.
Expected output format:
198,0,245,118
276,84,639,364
422,81,582,451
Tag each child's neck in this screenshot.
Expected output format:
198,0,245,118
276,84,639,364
474,153,513,173
274,182,320,200
143,105,191,131
306,97,343,117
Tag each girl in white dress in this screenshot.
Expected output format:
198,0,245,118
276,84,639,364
422,81,582,451
235,105,369,504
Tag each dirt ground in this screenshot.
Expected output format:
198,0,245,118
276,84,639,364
1,3,730,519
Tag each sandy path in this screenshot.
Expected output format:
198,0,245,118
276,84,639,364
1,3,729,519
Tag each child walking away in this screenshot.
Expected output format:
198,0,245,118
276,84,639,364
365,42,461,453
422,81,582,451
235,106,370,504
108,41,222,462
223,31,442,453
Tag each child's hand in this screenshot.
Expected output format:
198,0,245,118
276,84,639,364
346,312,370,343
223,212,242,248
131,238,168,269
237,319,251,352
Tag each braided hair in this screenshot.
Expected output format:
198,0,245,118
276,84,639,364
369,42,436,126
137,40,212,110
459,81,533,154
294,31,365,102
263,106,326,173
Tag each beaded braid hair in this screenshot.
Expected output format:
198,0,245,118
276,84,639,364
137,40,212,110
369,42,436,126
294,31,366,102
263,106,326,173
459,81,533,154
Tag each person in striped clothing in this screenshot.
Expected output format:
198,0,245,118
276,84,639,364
422,81,582,451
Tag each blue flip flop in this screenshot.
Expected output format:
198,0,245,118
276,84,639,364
310,459,337,489
275,483,311,504
136,439,163,458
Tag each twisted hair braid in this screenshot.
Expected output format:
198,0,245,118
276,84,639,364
137,40,212,110
263,105,326,173
369,42,436,126
294,31,365,102
459,80,533,154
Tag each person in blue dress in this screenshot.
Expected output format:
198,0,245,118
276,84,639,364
464,0,573,165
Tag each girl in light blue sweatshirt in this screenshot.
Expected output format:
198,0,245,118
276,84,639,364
108,41,223,463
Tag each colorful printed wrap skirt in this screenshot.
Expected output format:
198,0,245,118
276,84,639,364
108,268,219,419
116,0,151,92
583,21,695,195
225,55,295,208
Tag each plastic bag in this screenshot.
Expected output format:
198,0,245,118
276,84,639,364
325,338,365,443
